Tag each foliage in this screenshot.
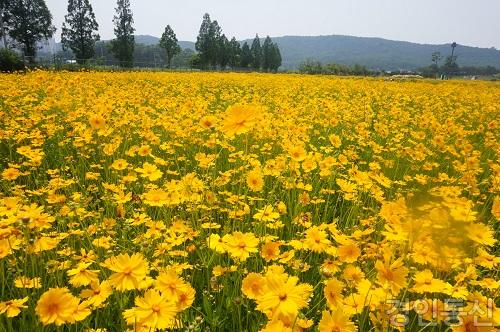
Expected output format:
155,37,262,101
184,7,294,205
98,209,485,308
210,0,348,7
0,48,24,71
61,0,99,64
2,0,55,59
250,34,262,70
110,0,135,68
298,59,371,75
159,25,180,69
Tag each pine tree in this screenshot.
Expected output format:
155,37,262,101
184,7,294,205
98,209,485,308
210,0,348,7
228,37,241,68
209,20,222,68
110,0,134,67
195,13,212,68
61,0,99,64
269,43,282,72
159,25,180,69
240,41,252,68
217,34,230,68
4,0,55,60
251,34,262,71
262,36,273,72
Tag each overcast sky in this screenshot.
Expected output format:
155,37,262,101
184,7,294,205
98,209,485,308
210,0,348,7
45,0,500,48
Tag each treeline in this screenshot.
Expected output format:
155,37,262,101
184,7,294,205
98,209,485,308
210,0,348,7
298,59,372,76
193,14,281,71
419,48,499,77
0,0,282,71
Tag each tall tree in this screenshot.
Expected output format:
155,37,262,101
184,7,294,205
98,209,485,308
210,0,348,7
262,36,273,71
217,33,230,68
195,13,212,68
240,41,252,68
269,43,282,72
250,34,262,71
4,0,55,59
228,37,241,68
0,0,9,48
61,0,99,64
209,20,222,68
110,0,134,67
159,25,180,68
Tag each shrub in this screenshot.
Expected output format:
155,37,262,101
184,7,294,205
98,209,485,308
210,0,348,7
0,48,25,72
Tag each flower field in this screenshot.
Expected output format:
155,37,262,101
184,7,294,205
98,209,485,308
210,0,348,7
0,71,499,331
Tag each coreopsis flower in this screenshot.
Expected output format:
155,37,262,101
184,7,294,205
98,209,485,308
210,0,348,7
246,168,264,191
80,280,113,307
110,158,129,171
14,276,42,289
260,241,281,261
318,310,357,332
220,104,257,137
123,289,178,330
465,222,496,246
35,287,88,326
412,269,451,294
242,273,267,300
303,226,331,253
256,273,313,316
0,297,28,317
89,114,106,129
253,205,280,222
324,279,345,309
142,189,169,207
222,232,259,261
375,257,408,295
135,162,163,181
67,262,100,287
337,241,361,263
103,253,149,291
2,168,20,181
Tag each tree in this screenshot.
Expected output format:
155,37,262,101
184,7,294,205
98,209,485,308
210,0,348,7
195,13,213,68
262,36,273,71
430,51,442,77
431,51,442,67
240,42,252,68
61,0,99,64
251,34,262,70
269,43,282,72
159,25,180,68
3,0,55,60
217,34,230,68
110,0,134,67
227,37,241,68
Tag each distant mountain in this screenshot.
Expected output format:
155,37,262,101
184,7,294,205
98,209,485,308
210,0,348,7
40,34,500,70
262,35,500,70
135,35,195,50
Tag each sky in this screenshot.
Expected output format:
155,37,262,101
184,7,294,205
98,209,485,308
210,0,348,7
45,0,500,48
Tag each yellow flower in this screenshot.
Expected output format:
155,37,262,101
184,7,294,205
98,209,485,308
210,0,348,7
2,168,20,181
35,287,87,326
246,168,264,191
242,273,267,300
0,297,28,317
466,222,496,246
222,232,259,261
220,104,258,137
318,310,357,332
110,158,129,171
67,262,100,287
14,276,42,289
80,280,113,307
103,253,149,291
123,289,178,330
89,114,106,129
256,273,313,316
253,205,280,222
